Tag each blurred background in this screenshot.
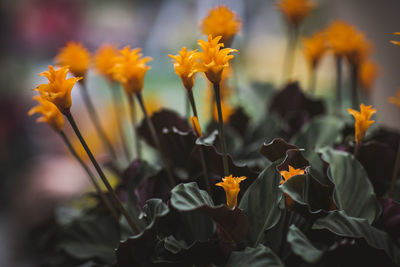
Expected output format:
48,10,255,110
1,0,399,265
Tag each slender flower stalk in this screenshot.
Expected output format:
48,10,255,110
59,131,119,221
351,65,360,109
136,92,175,186
282,25,299,82
335,56,343,113
109,82,131,162
65,110,139,233
79,80,118,160
127,94,142,160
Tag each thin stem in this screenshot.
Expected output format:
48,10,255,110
135,92,176,186
59,131,119,221
185,94,190,121
308,68,317,95
79,81,117,160
213,82,230,177
187,88,212,196
128,94,142,160
282,25,299,83
335,56,343,114
110,82,131,162
65,110,139,234
389,144,400,198
351,65,360,109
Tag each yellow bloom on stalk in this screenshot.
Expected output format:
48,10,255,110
197,35,237,84
28,96,64,132
200,5,242,46
168,47,200,90
94,44,119,81
280,165,305,185
390,32,400,46
35,65,82,114
190,116,202,137
55,42,91,77
347,104,376,145
388,90,400,109
276,0,315,26
359,60,379,93
216,175,247,209
110,46,152,95
325,21,371,66
303,31,327,69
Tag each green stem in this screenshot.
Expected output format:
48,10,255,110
79,80,117,160
309,68,317,95
187,88,212,196
65,110,139,234
59,131,119,221
213,82,230,177
110,82,131,162
128,94,142,160
351,65,360,109
335,56,343,114
185,94,190,121
135,92,176,186
282,25,299,83
389,144,400,198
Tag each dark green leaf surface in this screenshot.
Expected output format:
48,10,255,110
226,244,284,267
287,224,324,263
319,147,381,223
239,163,283,246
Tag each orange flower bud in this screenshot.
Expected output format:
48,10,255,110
216,175,246,209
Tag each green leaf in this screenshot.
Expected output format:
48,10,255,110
58,210,120,264
287,225,324,263
313,211,400,265
226,245,284,267
170,182,214,211
239,163,283,246
319,147,381,223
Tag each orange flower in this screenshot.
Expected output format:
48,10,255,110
325,21,372,66
197,35,237,84
359,60,379,93
110,46,152,95
276,0,315,26
216,175,247,209
280,165,305,184
390,32,400,46
302,31,327,69
35,65,82,114
347,104,376,145
28,96,64,132
93,44,119,81
55,42,91,77
169,47,200,90
200,5,242,46
388,89,400,109
190,116,202,137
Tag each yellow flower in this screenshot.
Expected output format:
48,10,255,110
197,35,237,84
55,42,91,77
390,32,400,46
302,31,327,69
276,0,315,26
388,89,400,109
325,21,371,66
28,96,64,132
190,116,202,137
110,46,152,95
347,104,376,145
200,5,242,46
280,165,305,184
359,60,379,93
168,47,200,90
35,65,82,114
93,44,119,81
216,175,247,209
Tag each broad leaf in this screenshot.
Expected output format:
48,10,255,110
313,211,400,265
239,163,283,247
319,147,381,223
287,224,324,263
226,244,284,267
